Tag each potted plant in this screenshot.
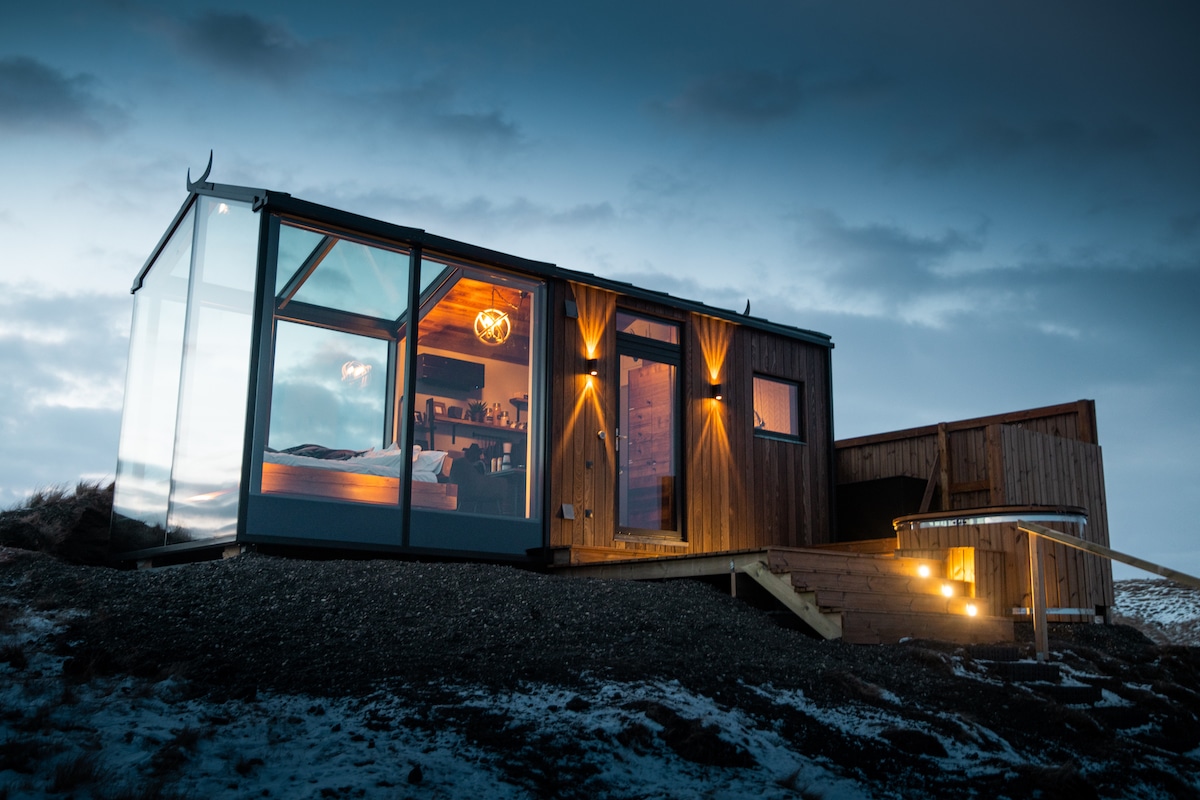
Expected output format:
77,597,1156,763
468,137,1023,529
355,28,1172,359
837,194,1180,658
467,400,487,423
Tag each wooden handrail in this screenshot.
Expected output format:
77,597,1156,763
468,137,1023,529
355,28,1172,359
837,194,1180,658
1018,520,1200,661
1018,521,1200,589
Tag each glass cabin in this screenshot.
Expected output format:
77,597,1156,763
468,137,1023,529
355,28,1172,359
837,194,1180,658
112,183,547,559
112,176,838,564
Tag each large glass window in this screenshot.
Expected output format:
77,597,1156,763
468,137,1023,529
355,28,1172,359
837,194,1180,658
410,257,542,522
268,323,389,450
259,221,411,507
111,205,195,551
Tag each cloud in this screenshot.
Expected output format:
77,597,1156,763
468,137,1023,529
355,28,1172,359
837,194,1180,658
326,187,615,238
360,77,524,154
899,115,1156,170
0,287,128,414
0,286,129,501
666,68,804,123
660,66,888,125
165,11,324,84
800,210,985,282
0,56,126,137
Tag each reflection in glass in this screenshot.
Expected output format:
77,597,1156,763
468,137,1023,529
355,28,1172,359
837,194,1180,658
616,311,679,344
619,355,677,532
112,206,195,550
166,197,259,542
280,222,410,320
269,323,388,451
753,376,801,439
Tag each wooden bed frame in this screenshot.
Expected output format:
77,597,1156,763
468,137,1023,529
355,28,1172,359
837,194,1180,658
260,461,458,510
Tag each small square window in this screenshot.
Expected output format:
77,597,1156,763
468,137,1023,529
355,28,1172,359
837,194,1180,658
753,376,802,441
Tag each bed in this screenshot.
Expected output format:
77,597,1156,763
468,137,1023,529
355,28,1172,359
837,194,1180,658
260,445,458,509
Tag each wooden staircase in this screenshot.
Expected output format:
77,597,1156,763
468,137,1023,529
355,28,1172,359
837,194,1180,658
553,541,1015,645
757,546,1014,645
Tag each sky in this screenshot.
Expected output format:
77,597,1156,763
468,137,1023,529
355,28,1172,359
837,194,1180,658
1,1,1197,579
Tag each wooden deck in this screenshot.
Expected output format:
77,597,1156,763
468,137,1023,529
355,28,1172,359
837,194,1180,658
553,540,1014,645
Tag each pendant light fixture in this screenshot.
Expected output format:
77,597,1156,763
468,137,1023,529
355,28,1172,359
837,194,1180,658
474,286,513,345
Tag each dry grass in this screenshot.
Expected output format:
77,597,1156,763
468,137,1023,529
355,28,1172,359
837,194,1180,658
0,480,113,565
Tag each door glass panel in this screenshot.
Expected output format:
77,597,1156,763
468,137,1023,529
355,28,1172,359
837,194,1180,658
619,355,677,532
616,311,679,344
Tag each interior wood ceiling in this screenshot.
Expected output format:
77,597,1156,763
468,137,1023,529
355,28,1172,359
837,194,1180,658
420,276,532,365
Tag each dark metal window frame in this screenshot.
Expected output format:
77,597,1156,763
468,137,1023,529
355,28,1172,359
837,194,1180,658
752,373,805,444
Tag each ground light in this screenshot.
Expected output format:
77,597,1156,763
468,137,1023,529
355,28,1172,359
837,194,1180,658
917,564,931,578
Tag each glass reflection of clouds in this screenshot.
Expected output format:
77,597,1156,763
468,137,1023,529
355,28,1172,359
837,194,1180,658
269,321,387,451
280,224,411,321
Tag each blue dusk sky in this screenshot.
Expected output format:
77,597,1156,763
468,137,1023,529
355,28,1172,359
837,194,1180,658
1,2,1197,578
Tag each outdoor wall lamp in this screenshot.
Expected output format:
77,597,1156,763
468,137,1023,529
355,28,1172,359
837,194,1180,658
709,382,723,401
585,358,599,376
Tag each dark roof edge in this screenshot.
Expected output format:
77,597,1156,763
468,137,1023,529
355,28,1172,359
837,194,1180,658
131,193,197,293
155,179,832,348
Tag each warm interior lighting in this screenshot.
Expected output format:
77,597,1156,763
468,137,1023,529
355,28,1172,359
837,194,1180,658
341,360,371,386
474,307,511,345
940,583,954,597
965,603,978,617
917,564,932,579
585,357,599,376
710,382,723,401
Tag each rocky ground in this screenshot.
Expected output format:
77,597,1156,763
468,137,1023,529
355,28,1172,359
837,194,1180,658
2,544,1199,799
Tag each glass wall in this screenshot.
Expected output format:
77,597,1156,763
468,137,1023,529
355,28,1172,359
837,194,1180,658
111,205,195,550
408,255,543,552
165,197,260,541
258,220,411,507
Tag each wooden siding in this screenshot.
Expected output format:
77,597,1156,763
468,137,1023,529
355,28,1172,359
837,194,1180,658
836,400,1113,615
744,327,833,548
1001,425,1114,606
549,280,833,557
836,400,1105,523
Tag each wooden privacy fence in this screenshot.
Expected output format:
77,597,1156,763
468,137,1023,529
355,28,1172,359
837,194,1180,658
1018,521,1200,661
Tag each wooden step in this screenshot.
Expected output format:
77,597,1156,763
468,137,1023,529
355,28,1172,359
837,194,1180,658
810,537,898,555
769,548,933,577
789,570,970,597
812,589,991,616
841,609,1014,645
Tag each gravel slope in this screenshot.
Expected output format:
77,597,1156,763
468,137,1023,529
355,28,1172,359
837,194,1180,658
3,547,1200,798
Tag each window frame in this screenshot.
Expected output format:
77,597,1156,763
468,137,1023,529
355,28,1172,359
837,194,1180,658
615,309,684,540
752,374,805,444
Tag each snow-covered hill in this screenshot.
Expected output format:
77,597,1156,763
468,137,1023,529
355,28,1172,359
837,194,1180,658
1113,577,1200,646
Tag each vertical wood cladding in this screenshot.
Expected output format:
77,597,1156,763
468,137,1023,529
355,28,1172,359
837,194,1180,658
745,328,833,548
549,285,834,556
836,401,1106,531
836,400,1114,610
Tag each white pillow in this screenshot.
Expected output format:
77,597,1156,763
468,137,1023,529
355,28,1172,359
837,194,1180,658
413,450,447,475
